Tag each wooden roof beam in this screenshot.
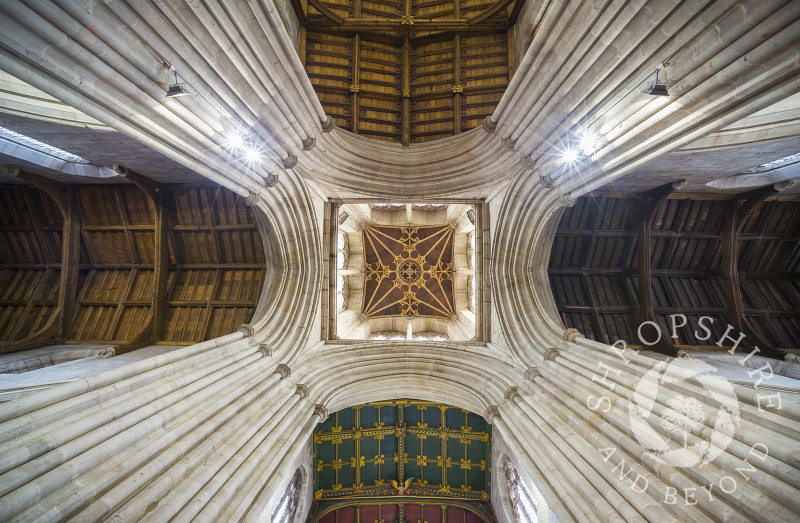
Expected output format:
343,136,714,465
634,181,685,356
306,18,509,32
113,165,170,353
290,0,308,25
2,172,77,353
720,183,792,358
307,0,345,24
469,0,515,25
508,0,529,24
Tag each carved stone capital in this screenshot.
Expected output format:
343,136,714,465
540,174,556,188
563,328,581,342
543,348,559,361
96,347,115,359
559,193,576,207
314,404,329,422
0,165,21,177
525,367,540,381
504,386,520,401
784,354,800,363
321,115,335,132
257,344,273,357
483,406,500,424
775,179,797,191
302,136,316,150
672,179,688,190
296,384,310,398
522,156,537,169
482,116,497,133
263,173,279,187
502,137,516,151
276,364,291,378
238,324,255,337
677,350,696,360
282,153,297,169
245,192,261,207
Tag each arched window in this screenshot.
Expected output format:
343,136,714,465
272,469,303,523
504,458,538,523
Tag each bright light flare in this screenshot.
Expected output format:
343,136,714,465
579,132,598,155
227,132,244,150
562,148,579,163
245,148,261,163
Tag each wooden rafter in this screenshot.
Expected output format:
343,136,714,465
306,18,509,32
508,0,528,24
290,0,307,25
721,185,783,356
469,0,515,25
307,0,345,24
634,181,683,356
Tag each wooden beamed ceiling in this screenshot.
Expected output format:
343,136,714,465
548,189,800,357
297,0,521,144
0,174,266,354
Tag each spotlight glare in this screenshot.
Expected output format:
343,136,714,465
245,148,261,163
227,132,244,150
579,132,598,155
562,148,579,163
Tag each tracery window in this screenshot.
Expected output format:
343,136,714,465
272,469,303,523
336,232,349,310
369,331,406,341
412,332,448,342
504,458,538,523
336,232,348,269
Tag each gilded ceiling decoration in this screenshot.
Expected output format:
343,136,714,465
312,400,494,521
362,225,455,318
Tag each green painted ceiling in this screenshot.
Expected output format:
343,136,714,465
313,400,492,503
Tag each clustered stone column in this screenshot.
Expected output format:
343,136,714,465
493,330,800,522
0,332,318,522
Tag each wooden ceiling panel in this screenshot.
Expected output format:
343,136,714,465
550,193,799,352
217,270,265,302
364,0,402,17
0,182,266,352
305,0,512,144
163,306,209,343
72,304,117,341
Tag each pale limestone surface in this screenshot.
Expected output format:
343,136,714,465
0,0,798,522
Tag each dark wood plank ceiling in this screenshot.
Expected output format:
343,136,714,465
0,176,266,353
300,0,518,144
549,190,800,356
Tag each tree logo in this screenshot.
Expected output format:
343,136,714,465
628,359,741,468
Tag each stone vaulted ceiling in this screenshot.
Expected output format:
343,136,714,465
362,224,455,318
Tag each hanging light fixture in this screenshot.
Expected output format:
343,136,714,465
166,69,190,97
642,68,669,96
